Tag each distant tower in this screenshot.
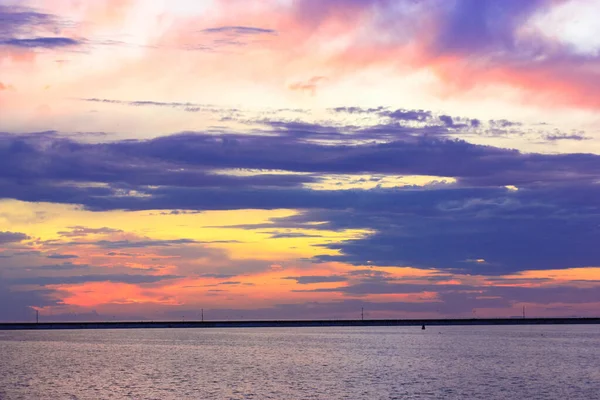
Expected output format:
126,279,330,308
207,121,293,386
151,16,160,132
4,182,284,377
523,306,525,319
36,309,39,324
361,307,364,321
201,309,204,322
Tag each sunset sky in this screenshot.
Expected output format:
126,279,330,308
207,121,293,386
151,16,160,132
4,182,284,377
1,0,599,322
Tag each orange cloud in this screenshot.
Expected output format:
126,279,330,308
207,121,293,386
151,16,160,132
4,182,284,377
288,76,327,95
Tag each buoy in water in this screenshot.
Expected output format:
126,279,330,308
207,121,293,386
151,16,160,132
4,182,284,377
421,324,425,330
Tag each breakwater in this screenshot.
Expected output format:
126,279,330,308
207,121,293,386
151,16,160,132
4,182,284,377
1,317,599,330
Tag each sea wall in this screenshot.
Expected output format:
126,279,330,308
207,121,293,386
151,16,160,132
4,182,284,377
1,318,599,330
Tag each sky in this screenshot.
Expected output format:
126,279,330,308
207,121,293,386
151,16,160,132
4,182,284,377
1,0,599,322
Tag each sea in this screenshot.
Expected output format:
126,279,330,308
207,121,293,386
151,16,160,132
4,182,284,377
0,325,598,399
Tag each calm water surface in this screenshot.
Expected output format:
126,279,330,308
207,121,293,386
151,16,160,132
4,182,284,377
0,325,598,399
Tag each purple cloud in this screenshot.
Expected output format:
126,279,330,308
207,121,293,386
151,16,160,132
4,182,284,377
1,111,599,276
0,231,30,244
432,0,547,55
0,6,82,49
9,274,183,286
283,275,348,284
200,26,276,35
0,37,81,48
46,254,79,260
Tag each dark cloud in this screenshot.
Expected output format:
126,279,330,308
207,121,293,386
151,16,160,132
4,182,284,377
35,263,90,271
198,273,237,279
80,98,228,113
305,187,600,274
0,231,29,244
92,136,600,185
46,254,79,259
486,286,600,305
289,278,599,313
1,115,600,276
200,26,277,35
0,37,81,48
268,232,324,239
208,182,600,274
2,134,599,276
0,6,53,31
3,132,598,194
57,226,123,238
9,274,182,286
490,119,521,128
432,0,548,55
71,239,199,249
330,106,385,115
439,115,454,126
106,252,135,257
0,281,61,322
292,281,473,295
381,109,432,121
157,210,203,215
346,269,393,278
543,133,589,142
0,132,316,190
283,275,348,284
191,25,278,50
0,5,81,50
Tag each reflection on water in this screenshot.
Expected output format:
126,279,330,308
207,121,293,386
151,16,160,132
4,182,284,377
1,325,599,399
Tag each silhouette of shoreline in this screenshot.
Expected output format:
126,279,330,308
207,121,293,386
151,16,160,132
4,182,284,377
1,317,599,330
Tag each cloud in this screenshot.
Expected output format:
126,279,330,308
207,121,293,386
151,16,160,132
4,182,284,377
57,239,200,249
0,281,61,321
292,281,471,295
486,285,600,305
0,37,81,48
1,115,599,277
0,132,317,190
381,109,432,122
543,132,589,141
0,5,82,52
80,98,226,113
2,128,598,197
283,275,348,284
198,273,238,279
35,263,90,271
346,269,393,278
278,0,600,109
200,26,277,35
302,186,600,274
158,19,278,51
0,5,58,35
0,231,30,244
288,76,327,95
9,274,182,286
106,252,135,257
268,232,324,239
57,226,124,238
46,254,79,259
288,277,600,313
430,0,546,55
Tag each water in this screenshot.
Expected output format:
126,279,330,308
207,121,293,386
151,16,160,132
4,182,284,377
0,325,598,399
